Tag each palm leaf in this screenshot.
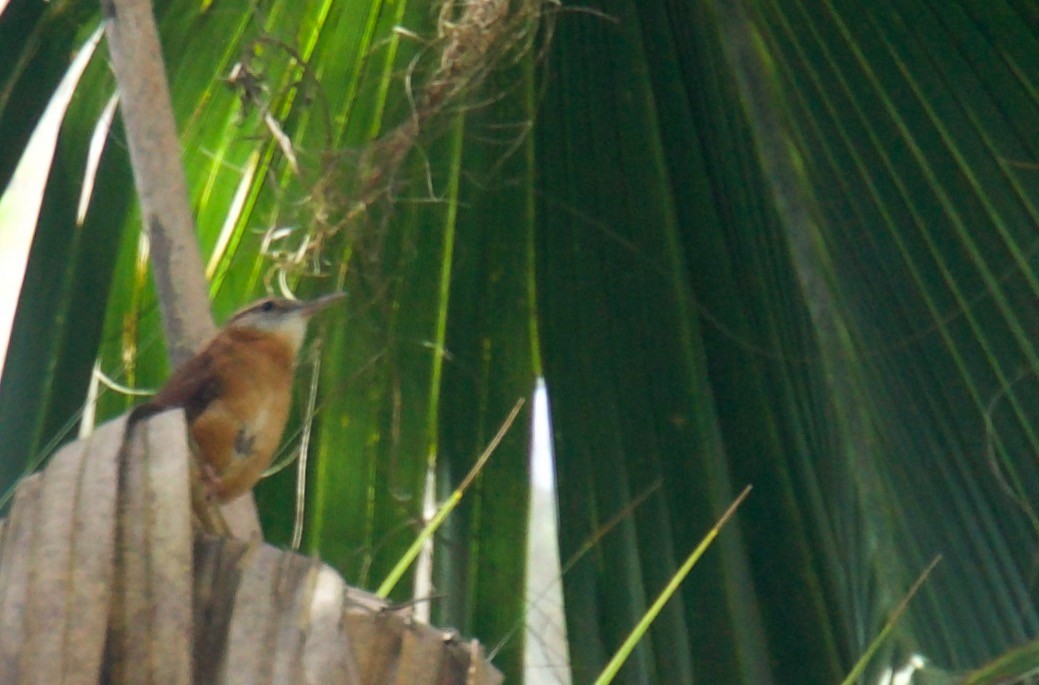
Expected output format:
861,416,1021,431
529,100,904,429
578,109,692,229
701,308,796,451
5,0,1039,682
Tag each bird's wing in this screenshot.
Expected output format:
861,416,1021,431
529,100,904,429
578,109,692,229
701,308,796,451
131,342,225,423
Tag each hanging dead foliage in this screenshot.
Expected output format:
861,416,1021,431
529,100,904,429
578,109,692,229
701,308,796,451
255,0,555,284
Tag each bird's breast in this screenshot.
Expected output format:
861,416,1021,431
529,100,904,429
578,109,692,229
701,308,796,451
190,328,298,471
221,337,295,451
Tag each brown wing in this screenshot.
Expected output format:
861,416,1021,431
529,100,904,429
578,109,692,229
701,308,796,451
129,343,224,424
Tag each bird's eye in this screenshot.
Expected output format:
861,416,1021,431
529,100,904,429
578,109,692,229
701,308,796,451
261,300,275,312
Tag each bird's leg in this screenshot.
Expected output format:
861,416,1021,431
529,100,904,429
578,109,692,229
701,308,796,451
186,451,230,536
199,460,224,501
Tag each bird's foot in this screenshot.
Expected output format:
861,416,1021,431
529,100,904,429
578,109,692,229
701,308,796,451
199,461,225,503
188,461,231,536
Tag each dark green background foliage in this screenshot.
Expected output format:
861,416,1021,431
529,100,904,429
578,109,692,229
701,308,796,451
4,0,1039,682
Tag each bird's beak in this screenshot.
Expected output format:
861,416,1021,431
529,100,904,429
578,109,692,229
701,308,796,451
299,291,347,317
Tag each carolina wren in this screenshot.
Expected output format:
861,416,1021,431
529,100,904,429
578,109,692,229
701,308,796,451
131,293,344,502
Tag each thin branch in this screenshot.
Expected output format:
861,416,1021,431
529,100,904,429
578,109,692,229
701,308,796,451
102,0,260,538
102,0,215,364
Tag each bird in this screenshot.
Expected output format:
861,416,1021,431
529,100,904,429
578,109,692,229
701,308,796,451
130,292,345,503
